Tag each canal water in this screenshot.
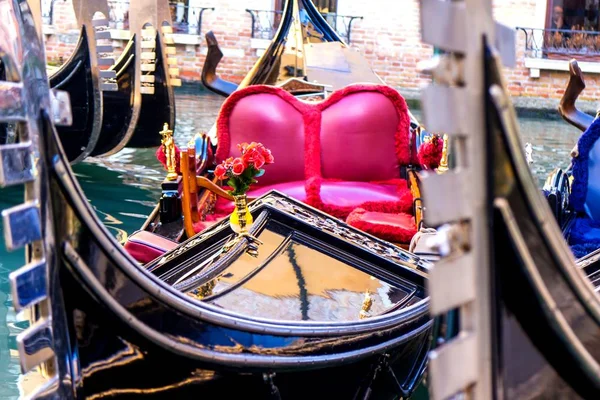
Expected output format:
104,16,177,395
0,87,583,398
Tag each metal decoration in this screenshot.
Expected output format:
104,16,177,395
16,317,54,373
0,0,72,396
2,201,42,251
0,141,34,187
9,259,48,311
159,122,177,180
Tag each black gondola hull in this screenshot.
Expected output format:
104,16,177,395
484,43,600,398
49,26,100,162
127,32,174,148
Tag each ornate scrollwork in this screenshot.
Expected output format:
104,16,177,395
255,194,427,269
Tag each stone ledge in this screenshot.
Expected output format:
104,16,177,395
524,57,600,78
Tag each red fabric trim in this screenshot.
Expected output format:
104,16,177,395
346,209,417,244
359,190,414,214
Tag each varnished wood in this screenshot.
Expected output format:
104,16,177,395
408,169,423,230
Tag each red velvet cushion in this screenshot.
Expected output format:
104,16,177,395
319,181,405,207
216,89,307,185
320,91,401,181
124,230,178,264
307,178,415,219
346,208,417,244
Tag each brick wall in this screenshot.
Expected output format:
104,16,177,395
336,0,432,90
45,0,600,101
175,0,271,82
44,0,79,66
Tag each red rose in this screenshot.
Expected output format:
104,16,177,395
242,148,265,169
253,152,265,169
231,158,245,175
224,157,234,168
214,164,227,180
262,149,274,164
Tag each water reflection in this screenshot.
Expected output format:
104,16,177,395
0,88,584,397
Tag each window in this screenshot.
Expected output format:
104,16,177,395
542,1,600,59
546,0,600,31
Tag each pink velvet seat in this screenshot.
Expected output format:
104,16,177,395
212,83,438,244
216,84,412,214
124,230,178,264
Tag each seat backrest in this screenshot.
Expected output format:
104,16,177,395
318,85,410,182
215,86,308,185
215,84,411,185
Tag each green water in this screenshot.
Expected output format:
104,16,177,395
0,88,582,398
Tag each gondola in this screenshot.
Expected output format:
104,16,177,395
417,1,600,397
89,34,138,156
483,49,600,399
124,0,179,149
0,0,433,398
47,0,118,162
140,0,444,256
93,0,181,154
48,0,177,158
48,25,104,162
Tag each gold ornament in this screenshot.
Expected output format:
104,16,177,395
159,123,178,181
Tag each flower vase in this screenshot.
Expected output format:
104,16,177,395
230,194,253,233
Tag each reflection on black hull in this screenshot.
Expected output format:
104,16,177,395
485,43,600,398
49,27,100,162
127,32,174,148
91,36,137,156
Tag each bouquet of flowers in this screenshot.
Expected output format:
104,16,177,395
214,142,275,195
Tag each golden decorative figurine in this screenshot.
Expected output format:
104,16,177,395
159,123,178,181
359,290,374,319
438,133,450,173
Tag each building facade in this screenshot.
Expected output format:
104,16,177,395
42,0,600,103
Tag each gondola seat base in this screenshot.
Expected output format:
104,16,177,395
192,179,414,234
124,230,178,263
